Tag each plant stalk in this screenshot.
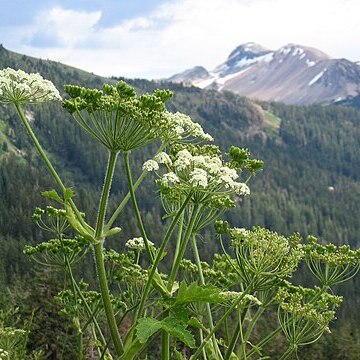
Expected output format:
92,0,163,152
94,151,124,356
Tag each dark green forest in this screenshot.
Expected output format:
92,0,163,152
1,45,360,358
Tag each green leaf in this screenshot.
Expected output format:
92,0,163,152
41,189,63,204
175,282,224,305
136,317,195,348
188,317,209,333
64,187,75,201
65,203,94,241
136,318,162,344
103,227,122,238
161,317,195,348
151,270,171,297
171,305,189,323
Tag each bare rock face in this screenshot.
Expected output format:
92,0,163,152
167,43,360,105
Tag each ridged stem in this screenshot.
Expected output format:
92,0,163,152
93,151,123,356
14,103,87,229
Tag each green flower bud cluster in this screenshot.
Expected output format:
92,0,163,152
32,206,70,236
303,236,360,286
24,236,90,255
219,291,262,307
229,146,264,174
214,220,230,234
180,254,237,288
229,227,304,289
276,282,342,347
104,249,148,285
24,236,90,268
63,81,174,151
56,281,125,318
0,68,61,104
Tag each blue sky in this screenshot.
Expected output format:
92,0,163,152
1,0,360,79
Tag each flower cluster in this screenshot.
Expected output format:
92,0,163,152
161,111,213,143
125,236,155,251
276,282,342,347
144,145,251,207
0,327,26,355
24,236,90,267
219,291,262,306
63,82,178,151
228,227,303,289
0,68,61,104
0,349,9,359
32,206,70,236
303,236,360,286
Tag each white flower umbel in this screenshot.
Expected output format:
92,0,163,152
155,146,251,208
163,111,214,143
173,149,193,170
0,68,61,104
159,172,180,187
125,237,154,250
142,159,159,172
153,152,172,165
189,168,208,188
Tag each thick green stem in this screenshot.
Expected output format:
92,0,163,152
95,151,118,238
161,325,170,360
123,150,153,262
168,204,200,289
104,143,166,233
124,193,193,357
191,235,223,360
93,151,124,356
14,103,86,228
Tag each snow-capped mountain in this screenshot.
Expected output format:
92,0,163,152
167,42,360,105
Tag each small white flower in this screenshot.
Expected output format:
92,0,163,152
192,155,207,167
190,168,208,188
159,172,180,187
173,149,193,170
162,111,213,142
153,152,172,165
0,68,61,104
231,182,250,195
126,237,154,250
142,159,159,172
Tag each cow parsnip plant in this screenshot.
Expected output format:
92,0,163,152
1,67,360,360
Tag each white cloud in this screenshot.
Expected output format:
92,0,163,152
32,7,102,47
9,0,360,78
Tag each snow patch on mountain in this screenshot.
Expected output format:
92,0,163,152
309,69,327,86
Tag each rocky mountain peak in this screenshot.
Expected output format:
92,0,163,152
167,42,360,105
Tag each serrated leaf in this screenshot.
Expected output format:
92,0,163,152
41,189,63,204
136,318,162,344
175,282,224,305
136,317,195,349
188,317,209,333
161,317,195,348
171,305,189,323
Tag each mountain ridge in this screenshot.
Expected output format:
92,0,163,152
168,42,360,105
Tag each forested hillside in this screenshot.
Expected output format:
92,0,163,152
1,45,360,357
